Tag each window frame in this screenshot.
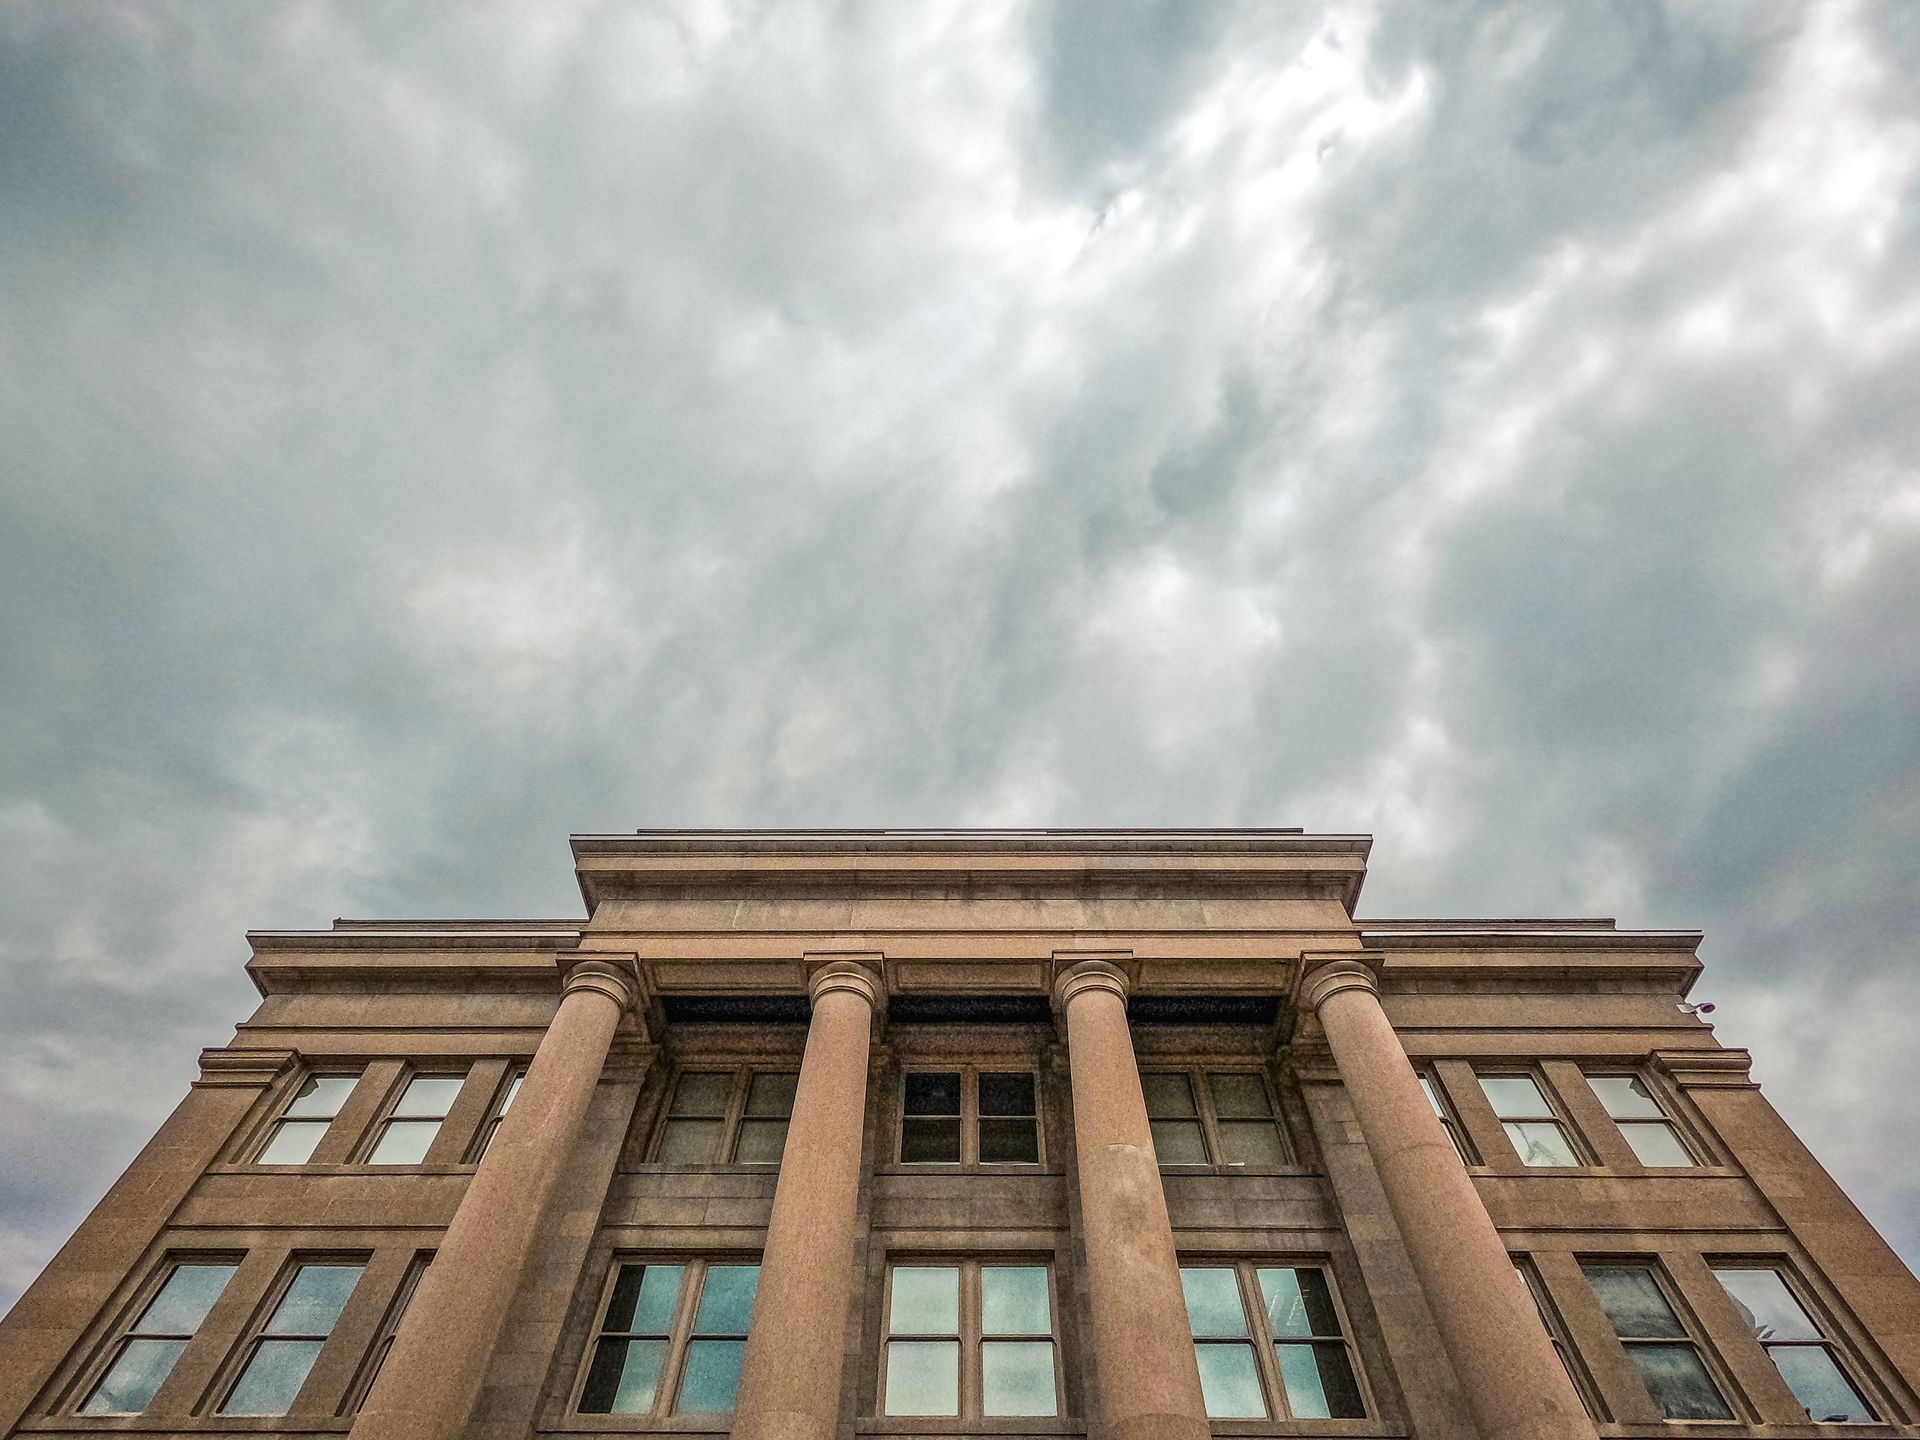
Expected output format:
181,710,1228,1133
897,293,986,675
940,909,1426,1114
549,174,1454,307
253,1072,360,1166
647,1065,801,1167
1177,1258,1370,1421
1419,1070,1479,1166
1476,1068,1588,1168
877,1257,1064,1420
360,1069,469,1166
71,1252,243,1417
570,1254,763,1418
214,1256,369,1417
1710,1261,1880,1425
345,1253,432,1414
894,1065,1045,1169
1581,1259,1739,1422
1586,1071,1699,1169
1140,1066,1293,1170
470,1069,526,1162
1513,1257,1605,1420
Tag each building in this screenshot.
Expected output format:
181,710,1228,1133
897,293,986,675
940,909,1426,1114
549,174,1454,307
2,828,1917,1440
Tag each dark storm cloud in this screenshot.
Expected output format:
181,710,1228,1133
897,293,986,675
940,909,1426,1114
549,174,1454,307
3,0,1918,1309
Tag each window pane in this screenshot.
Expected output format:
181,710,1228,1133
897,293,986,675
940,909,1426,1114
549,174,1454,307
656,1118,723,1164
221,1337,323,1415
885,1340,959,1415
901,1116,961,1164
1480,1076,1554,1119
694,1265,760,1334
904,1072,961,1116
982,1266,1051,1336
140,1263,238,1333
392,1076,463,1118
983,1341,1058,1416
889,1267,959,1334
671,1072,733,1116
495,1075,523,1114
1277,1341,1365,1419
81,1338,187,1415
1258,1267,1340,1338
744,1072,797,1117
1584,1265,1687,1338
1418,1075,1449,1118
604,1264,684,1335
579,1337,665,1413
1218,1121,1286,1166
286,1075,356,1119
1629,1343,1731,1420
1150,1119,1207,1165
1195,1343,1266,1418
980,1072,1036,1116
1180,1268,1249,1338
1589,1075,1665,1120
1208,1073,1273,1119
1713,1268,1821,1341
267,1265,362,1335
732,1119,788,1164
1621,1122,1693,1167
260,1120,329,1165
1504,1121,1578,1167
676,1339,746,1413
1772,1345,1875,1422
1142,1073,1197,1118
369,1119,441,1164
978,1117,1039,1163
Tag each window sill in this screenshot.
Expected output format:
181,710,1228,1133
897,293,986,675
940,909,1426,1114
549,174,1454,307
1467,1164,1743,1180
855,1419,1081,1435
209,1163,478,1176
23,1418,349,1434
875,1165,1063,1178
1157,1164,1319,1178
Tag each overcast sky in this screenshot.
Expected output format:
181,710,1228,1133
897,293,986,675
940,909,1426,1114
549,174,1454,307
4,0,1919,1315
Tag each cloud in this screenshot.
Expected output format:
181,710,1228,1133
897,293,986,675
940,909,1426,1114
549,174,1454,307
3,0,1918,1311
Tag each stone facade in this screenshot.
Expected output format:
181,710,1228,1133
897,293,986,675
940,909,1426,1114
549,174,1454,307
2,828,1916,1440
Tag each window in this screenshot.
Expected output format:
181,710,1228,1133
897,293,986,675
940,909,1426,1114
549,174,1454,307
1713,1266,1875,1423
347,1255,430,1413
899,1070,1040,1166
219,1262,365,1416
1179,1263,1365,1420
473,1071,524,1161
1582,1262,1732,1420
1143,1071,1289,1167
1420,1072,1476,1164
1588,1074,1695,1167
1479,1073,1580,1167
1514,1260,1601,1419
366,1073,465,1164
79,1259,238,1415
257,1074,357,1165
577,1259,760,1415
653,1069,798,1165
881,1262,1059,1418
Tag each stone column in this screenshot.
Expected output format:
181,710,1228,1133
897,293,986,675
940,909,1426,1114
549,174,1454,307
349,956,642,1440
1302,959,1596,1440
1054,960,1210,1440
729,960,882,1440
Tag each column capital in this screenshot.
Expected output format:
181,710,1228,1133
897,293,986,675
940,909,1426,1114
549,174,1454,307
560,953,645,1013
1299,956,1383,1012
1052,956,1131,1010
805,955,884,1010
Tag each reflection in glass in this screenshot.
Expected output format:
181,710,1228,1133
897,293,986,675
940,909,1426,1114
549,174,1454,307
889,1267,959,1333
81,1339,189,1415
1195,1343,1266,1418
1628,1343,1733,1420
676,1339,745,1413
983,1340,1057,1415
981,1266,1051,1336
885,1339,959,1415
1772,1345,1874,1423
1181,1268,1249,1338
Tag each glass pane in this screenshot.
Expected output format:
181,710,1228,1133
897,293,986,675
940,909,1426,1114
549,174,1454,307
901,1116,962,1164
1259,1267,1340,1338
369,1119,441,1164
267,1265,362,1335
982,1266,1052,1336
1584,1265,1686,1338
604,1264,684,1335
676,1338,746,1413
1589,1074,1665,1120
694,1265,760,1334
221,1337,323,1415
889,1266,959,1334
1208,1073,1273,1119
1622,1122,1693,1167
579,1336,665,1413
1181,1267,1249,1338
671,1072,734,1116
1142,1072,1198,1118
260,1120,329,1165
885,1339,959,1415
1504,1121,1578,1167
1277,1341,1365,1419
904,1072,962,1116
81,1338,187,1415
1772,1345,1875,1422
285,1075,355,1119
656,1118,723,1164
1713,1268,1821,1341
979,1117,1039,1163
1195,1343,1267,1418
1419,1075,1448,1117
980,1072,1036,1116
983,1341,1058,1416
496,1075,523,1114
744,1072,797,1117
1480,1075,1553,1119
392,1076,463,1119
732,1119,788,1164
140,1263,238,1334
1150,1119,1208,1165
1630,1343,1732,1420
1219,1121,1286,1166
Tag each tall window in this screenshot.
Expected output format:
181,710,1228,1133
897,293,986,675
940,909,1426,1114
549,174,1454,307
473,1071,524,1161
257,1075,357,1164
1420,1072,1475,1164
79,1259,238,1415
577,1259,760,1416
1713,1266,1875,1423
219,1262,365,1415
1478,1073,1580,1167
882,1262,1059,1417
347,1255,430,1413
1587,1074,1695,1167
1179,1263,1365,1420
653,1069,798,1165
1142,1071,1289,1167
1582,1262,1732,1420
1514,1260,1601,1418
367,1073,465,1164
899,1070,1040,1165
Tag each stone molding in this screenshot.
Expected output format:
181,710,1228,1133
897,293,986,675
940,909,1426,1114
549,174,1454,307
1051,957,1131,1011
1299,954,1384,1012
1653,1046,1760,1090
805,955,885,1011
559,952,646,1014
194,1046,297,1089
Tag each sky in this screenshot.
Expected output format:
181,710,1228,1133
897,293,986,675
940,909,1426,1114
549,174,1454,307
2,0,1918,1316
